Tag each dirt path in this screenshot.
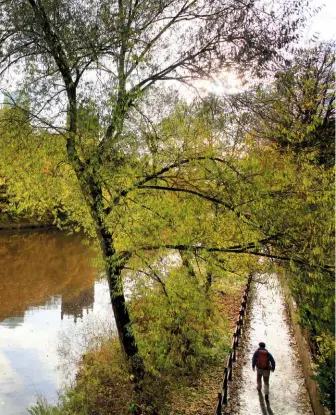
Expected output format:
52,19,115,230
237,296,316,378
223,274,313,415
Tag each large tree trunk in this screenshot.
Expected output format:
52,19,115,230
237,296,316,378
98,224,144,379
66,141,144,379
66,97,144,379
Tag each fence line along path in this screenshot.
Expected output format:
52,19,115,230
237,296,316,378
215,274,252,415
223,274,313,415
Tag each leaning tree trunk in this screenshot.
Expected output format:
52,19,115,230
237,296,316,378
98,224,145,380
67,140,144,380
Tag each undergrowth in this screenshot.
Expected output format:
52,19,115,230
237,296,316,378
27,275,245,415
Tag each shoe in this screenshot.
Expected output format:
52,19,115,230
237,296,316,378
265,394,269,402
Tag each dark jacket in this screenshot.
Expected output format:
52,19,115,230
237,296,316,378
252,347,276,370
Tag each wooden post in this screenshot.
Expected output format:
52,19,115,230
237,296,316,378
223,368,228,405
217,392,222,415
228,353,232,370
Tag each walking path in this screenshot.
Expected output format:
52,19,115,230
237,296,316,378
223,274,313,415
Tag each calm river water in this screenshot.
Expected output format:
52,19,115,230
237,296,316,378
0,230,115,415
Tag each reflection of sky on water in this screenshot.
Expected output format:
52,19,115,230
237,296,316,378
0,280,114,415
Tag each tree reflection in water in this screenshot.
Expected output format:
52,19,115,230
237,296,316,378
0,230,112,415
0,230,99,323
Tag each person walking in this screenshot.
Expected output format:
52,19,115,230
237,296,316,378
252,341,276,402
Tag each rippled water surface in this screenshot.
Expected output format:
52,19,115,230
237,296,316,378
0,230,114,415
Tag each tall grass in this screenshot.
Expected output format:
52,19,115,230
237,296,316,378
27,396,60,415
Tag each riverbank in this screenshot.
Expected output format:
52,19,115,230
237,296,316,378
0,213,56,231
29,279,247,415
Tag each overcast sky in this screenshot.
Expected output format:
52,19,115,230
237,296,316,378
0,0,334,104
305,0,336,41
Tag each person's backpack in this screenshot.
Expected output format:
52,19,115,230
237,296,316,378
256,349,270,370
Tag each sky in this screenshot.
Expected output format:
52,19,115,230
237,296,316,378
0,0,334,103
186,0,336,96
306,0,336,41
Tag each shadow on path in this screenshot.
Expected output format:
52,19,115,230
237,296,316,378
258,390,274,415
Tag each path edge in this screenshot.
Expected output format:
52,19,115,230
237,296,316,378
214,274,253,414
280,276,329,415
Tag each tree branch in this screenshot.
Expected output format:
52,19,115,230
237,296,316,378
109,156,242,208
127,238,334,274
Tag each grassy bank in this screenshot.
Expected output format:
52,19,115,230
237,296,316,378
28,279,246,415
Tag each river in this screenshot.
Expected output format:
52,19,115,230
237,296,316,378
0,229,115,415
